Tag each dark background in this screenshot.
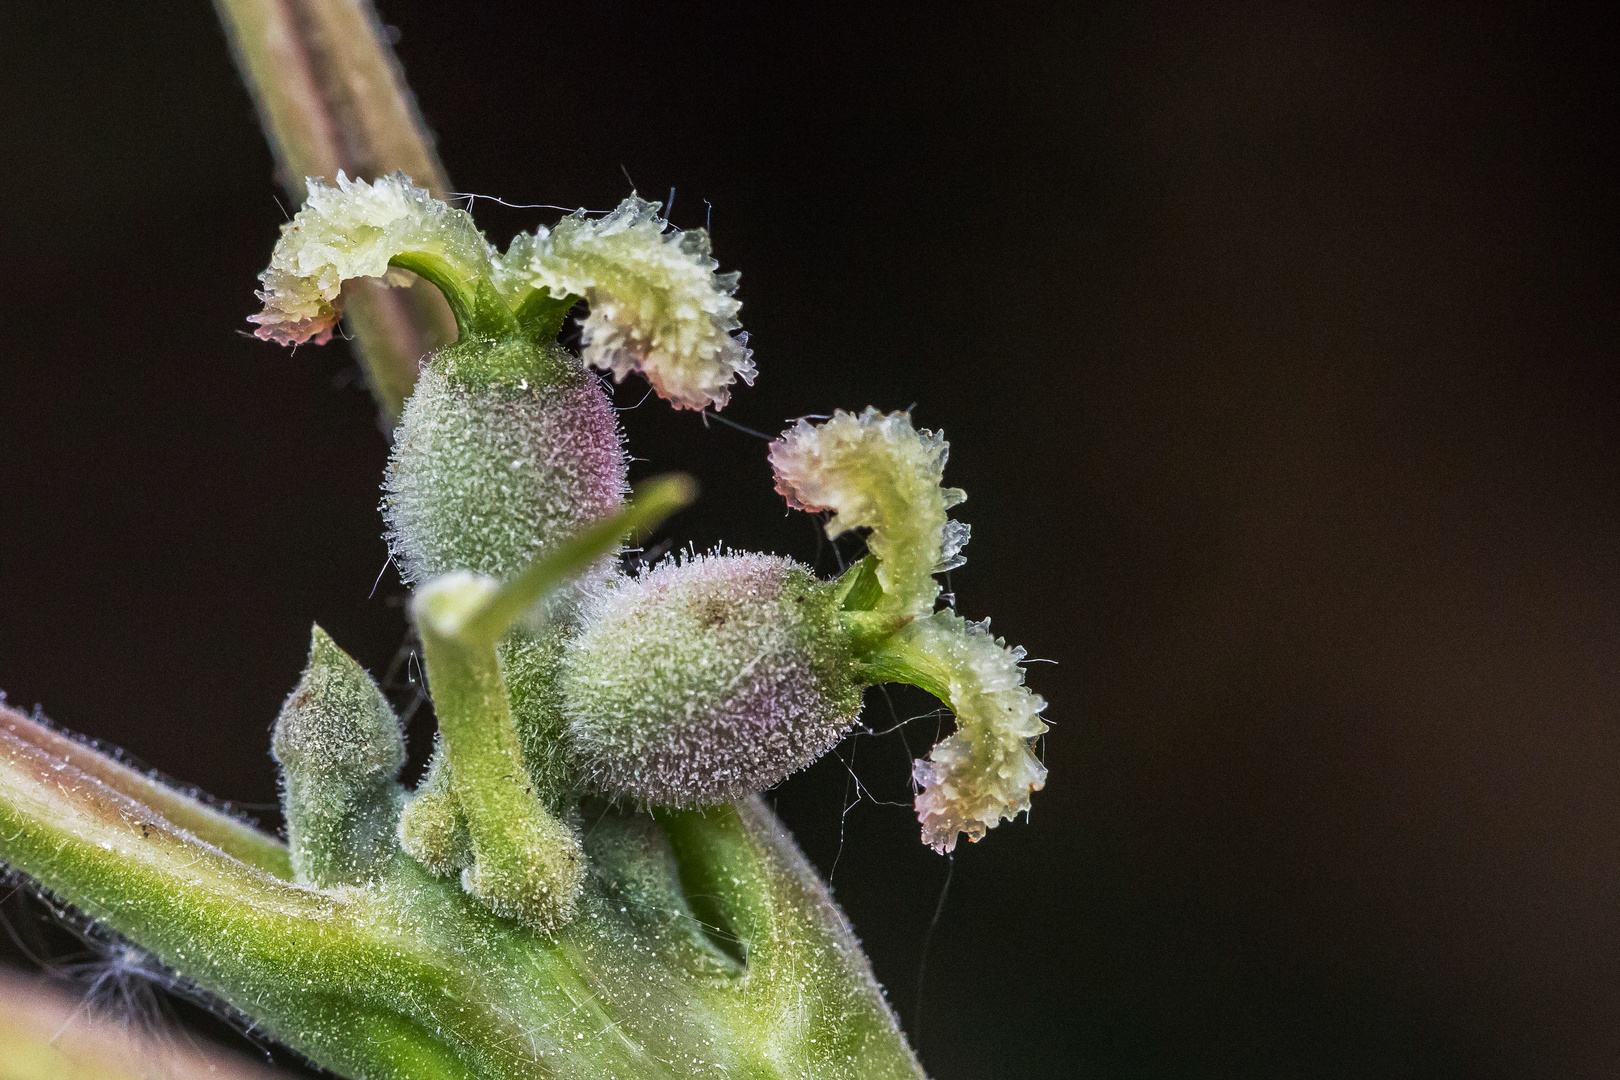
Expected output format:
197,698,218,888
2,2,1617,1077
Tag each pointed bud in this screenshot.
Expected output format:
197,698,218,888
397,739,472,877
272,626,406,886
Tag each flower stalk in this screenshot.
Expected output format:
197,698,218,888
0,698,924,1079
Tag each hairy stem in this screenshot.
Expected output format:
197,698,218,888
0,702,928,1078
0,712,526,1077
0,707,291,878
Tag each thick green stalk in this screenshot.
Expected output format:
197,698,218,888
413,590,586,931
0,702,925,1078
405,476,698,929
214,0,456,421
0,708,496,1078
0,708,291,878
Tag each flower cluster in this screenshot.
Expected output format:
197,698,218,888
245,174,1049,896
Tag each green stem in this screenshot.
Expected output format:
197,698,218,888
0,716,500,1076
415,605,583,929
409,476,697,928
0,706,291,879
214,0,457,422
0,708,928,1078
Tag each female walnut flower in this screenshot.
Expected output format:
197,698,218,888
562,552,862,806
769,408,1048,853
0,151,1047,1079
250,176,1048,884
244,171,763,931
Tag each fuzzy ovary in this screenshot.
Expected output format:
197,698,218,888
562,554,863,806
382,337,628,594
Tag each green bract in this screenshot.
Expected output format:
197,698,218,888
0,122,1047,1076
273,626,407,887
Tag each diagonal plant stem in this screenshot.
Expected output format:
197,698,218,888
214,0,458,423
0,708,519,1078
0,698,927,1078
0,708,292,878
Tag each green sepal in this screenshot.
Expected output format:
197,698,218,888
834,554,886,612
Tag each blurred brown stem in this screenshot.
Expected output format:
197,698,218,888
0,968,279,1080
214,0,458,424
